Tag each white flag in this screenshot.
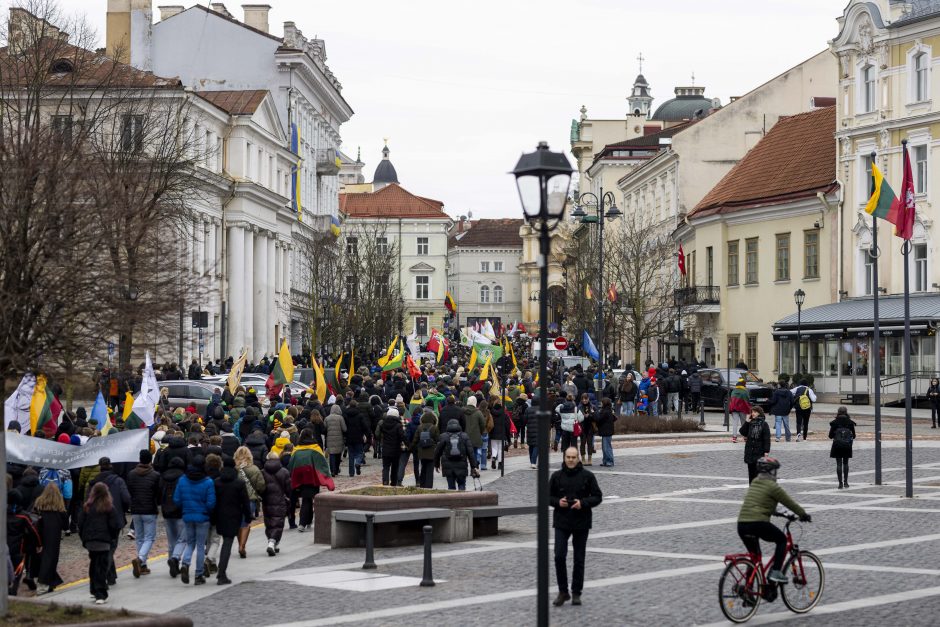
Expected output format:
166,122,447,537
4,372,35,433
468,328,492,345
483,319,497,341
143,352,160,411
406,326,421,357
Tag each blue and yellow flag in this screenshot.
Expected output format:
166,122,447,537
330,214,341,237
290,123,302,220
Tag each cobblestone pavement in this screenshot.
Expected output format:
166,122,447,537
46,438,940,625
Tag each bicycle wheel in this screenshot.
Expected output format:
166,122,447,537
719,557,763,623
781,550,824,613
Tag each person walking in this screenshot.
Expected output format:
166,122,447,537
233,446,265,556
687,370,702,413
324,405,346,476
595,398,617,467
929,378,940,429
212,456,250,584
522,400,541,469
488,401,511,471
769,380,794,442
412,410,440,488
159,457,186,578
549,447,603,607
78,483,123,604
287,428,334,531
261,452,290,556
87,457,130,587
555,395,583,454
618,373,637,417
828,406,857,489
728,379,751,444
463,396,486,471
31,483,65,594
740,407,772,483
377,407,406,486
126,449,161,579
434,419,479,491
577,394,596,466
791,379,817,441
173,454,216,585
343,397,370,477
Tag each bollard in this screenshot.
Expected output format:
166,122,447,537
699,401,706,427
362,513,377,570
419,525,435,586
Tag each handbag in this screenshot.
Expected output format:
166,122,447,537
573,421,582,438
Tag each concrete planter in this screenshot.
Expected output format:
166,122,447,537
313,489,497,546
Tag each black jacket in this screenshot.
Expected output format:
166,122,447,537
158,462,185,520
125,463,161,515
155,436,190,472
549,462,603,531
595,407,617,437
376,415,405,456
769,388,793,416
344,403,369,447
88,470,131,526
439,404,464,432
688,374,702,394
489,406,511,440
739,417,772,464
828,415,857,459
522,405,540,445
244,431,268,468
213,467,251,538
78,505,124,548
220,433,240,458
434,420,478,478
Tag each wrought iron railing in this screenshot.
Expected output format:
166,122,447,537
674,285,720,307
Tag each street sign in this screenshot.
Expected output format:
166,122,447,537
107,341,114,357
553,337,569,351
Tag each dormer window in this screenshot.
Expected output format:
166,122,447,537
50,59,73,74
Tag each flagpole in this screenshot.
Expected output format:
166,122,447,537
903,237,914,498
871,151,883,485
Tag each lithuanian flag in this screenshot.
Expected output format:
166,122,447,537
381,338,405,372
865,161,898,223
265,339,295,397
334,352,345,389
377,336,399,367
444,291,456,313
288,443,335,491
479,354,492,381
468,345,478,371
311,357,327,403
29,375,57,437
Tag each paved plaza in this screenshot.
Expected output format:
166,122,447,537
48,437,940,625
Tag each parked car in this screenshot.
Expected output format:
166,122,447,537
698,368,774,411
160,380,221,412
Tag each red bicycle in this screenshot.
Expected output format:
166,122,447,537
718,511,824,623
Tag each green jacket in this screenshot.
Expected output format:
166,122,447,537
462,406,486,448
426,391,446,414
737,478,806,523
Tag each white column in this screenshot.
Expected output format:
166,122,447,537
267,236,276,352
243,227,255,359
206,221,216,276
273,243,281,295
253,231,267,359
227,224,245,357
284,245,292,298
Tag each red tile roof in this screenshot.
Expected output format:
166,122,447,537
690,106,836,218
196,90,268,115
449,218,523,248
340,183,448,219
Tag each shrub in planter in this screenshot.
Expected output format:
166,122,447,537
613,415,702,435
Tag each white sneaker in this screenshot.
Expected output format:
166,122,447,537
95,598,107,605
796,433,802,442
126,530,135,540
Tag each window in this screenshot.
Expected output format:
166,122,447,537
775,233,790,281
804,230,820,279
861,153,875,201
51,114,72,147
727,240,739,286
376,236,388,255
494,261,504,272
862,65,876,113
746,334,758,370
745,238,758,284
915,145,928,195
493,285,503,303
346,237,358,256
727,334,741,366
345,275,358,300
377,273,390,298
417,237,429,256
864,249,875,296
915,243,928,292
480,285,490,303
415,275,429,300
706,246,714,286
915,52,929,102
120,114,144,152
480,261,490,273
689,251,696,287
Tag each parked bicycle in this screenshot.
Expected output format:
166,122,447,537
719,511,824,623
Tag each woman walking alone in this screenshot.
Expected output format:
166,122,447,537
928,378,940,428
829,406,857,489
31,483,66,594
728,379,751,444
233,446,265,558
261,452,291,555
78,483,123,604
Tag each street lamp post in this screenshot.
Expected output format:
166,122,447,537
512,141,573,627
571,189,621,369
794,289,806,377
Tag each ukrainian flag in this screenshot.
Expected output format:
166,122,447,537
330,214,341,237
290,123,302,220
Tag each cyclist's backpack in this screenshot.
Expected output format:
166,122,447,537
448,434,463,460
834,426,853,445
797,387,812,411
419,429,435,449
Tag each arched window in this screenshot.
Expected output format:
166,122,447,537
480,285,490,303
493,285,503,303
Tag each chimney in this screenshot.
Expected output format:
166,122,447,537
209,3,233,18
106,0,152,70
158,5,184,21
242,4,270,33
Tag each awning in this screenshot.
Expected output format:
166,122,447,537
772,325,933,341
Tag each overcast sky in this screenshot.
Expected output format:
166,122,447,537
57,0,847,219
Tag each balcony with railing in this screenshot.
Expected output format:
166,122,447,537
673,285,720,312
315,148,341,175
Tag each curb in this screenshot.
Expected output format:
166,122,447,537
8,597,193,627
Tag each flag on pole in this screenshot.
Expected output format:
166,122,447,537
29,374,56,437
607,283,618,303
479,354,493,382
509,341,519,375
585,283,594,300
4,372,34,433
312,357,327,403
678,244,687,276
349,348,355,378
265,339,295,397
582,330,600,361
865,160,899,224
290,122,303,221
142,352,159,412
891,142,917,240
121,391,134,421
482,319,497,341
468,345,479,371
125,387,155,430
405,354,421,379
444,291,456,313
378,336,399,367
334,352,345,389
227,350,247,395
381,338,405,372
90,391,113,435
468,328,492,345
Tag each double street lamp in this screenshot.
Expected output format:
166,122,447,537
571,189,621,368
511,141,573,627
794,288,806,375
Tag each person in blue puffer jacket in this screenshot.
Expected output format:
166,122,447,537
172,455,216,586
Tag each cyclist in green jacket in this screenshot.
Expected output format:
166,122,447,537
737,456,811,583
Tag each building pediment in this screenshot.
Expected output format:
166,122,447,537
409,262,436,272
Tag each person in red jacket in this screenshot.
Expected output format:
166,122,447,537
728,379,752,444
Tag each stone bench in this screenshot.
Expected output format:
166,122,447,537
464,504,537,538
331,507,472,551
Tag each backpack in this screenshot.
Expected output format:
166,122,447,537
447,434,463,460
419,429,435,449
834,426,853,445
797,387,812,411
239,468,260,502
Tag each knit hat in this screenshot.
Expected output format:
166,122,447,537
69,434,81,446
7,420,21,432
152,430,166,442
57,433,71,444
395,394,404,403
467,396,477,407
280,430,290,439
386,407,400,418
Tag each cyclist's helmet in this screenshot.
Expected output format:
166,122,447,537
756,456,781,477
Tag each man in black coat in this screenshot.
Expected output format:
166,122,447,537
343,399,370,477
549,447,603,607
434,419,479,491
125,450,161,578
439,396,464,432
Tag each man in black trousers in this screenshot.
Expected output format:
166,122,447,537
549,447,603,607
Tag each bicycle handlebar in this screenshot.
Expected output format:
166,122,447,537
772,511,799,522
